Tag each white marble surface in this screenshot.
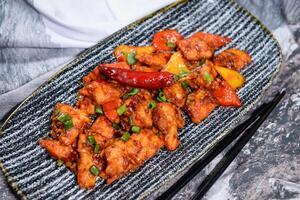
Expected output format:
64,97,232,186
0,0,299,199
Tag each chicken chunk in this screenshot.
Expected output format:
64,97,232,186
87,116,114,146
126,91,154,128
186,60,218,90
152,103,184,150
76,97,96,115
39,139,77,162
213,48,251,71
101,129,163,184
77,133,97,189
185,89,217,123
51,103,90,145
79,81,122,105
136,51,172,70
191,32,231,49
178,37,213,61
163,82,187,107
82,66,103,85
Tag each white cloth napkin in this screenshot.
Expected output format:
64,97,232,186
27,0,176,48
0,0,176,120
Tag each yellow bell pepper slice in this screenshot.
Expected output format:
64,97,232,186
214,66,245,89
162,52,189,75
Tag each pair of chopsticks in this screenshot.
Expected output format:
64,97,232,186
157,91,285,200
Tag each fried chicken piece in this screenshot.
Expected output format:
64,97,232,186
87,116,114,146
79,81,122,105
186,60,218,90
152,103,184,150
213,48,251,71
76,96,96,115
52,103,90,145
185,89,217,123
191,32,231,49
135,51,172,70
178,37,213,61
77,133,97,189
39,139,77,162
126,90,154,128
82,66,103,85
102,129,163,184
163,82,187,108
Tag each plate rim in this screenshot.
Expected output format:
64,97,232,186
0,0,283,199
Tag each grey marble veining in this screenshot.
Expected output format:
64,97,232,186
0,0,299,199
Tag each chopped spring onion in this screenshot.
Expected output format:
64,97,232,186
127,52,137,65
88,135,96,146
199,58,206,66
181,80,189,89
178,71,189,78
166,41,176,48
203,72,213,83
148,101,157,109
94,144,100,154
128,116,134,126
122,88,139,99
90,165,99,176
112,123,120,130
157,89,168,102
117,104,128,116
57,113,73,130
121,132,131,142
56,160,64,167
131,126,140,133
95,106,103,115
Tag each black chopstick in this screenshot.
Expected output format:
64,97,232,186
157,91,285,200
191,91,285,200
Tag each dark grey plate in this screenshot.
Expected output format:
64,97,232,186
0,0,282,199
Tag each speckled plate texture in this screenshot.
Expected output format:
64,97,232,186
0,0,282,199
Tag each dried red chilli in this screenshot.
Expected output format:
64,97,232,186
100,66,177,89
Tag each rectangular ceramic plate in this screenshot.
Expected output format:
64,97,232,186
0,0,282,199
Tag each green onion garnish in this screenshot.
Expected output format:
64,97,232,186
131,126,140,133
128,116,134,126
203,72,213,83
117,104,128,116
181,80,189,89
157,89,168,102
95,106,103,115
56,160,64,167
90,165,99,176
88,135,96,146
94,144,100,154
178,71,190,78
127,52,137,65
166,41,176,48
121,132,131,142
57,113,73,130
148,101,157,109
112,123,120,130
122,88,139,99
199,58,206,66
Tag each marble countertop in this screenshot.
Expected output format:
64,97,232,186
0,0,299,199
